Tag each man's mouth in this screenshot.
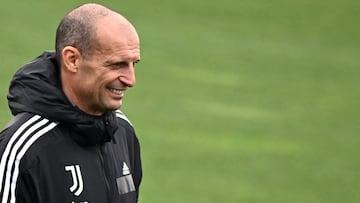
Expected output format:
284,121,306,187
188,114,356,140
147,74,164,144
109,88,124,95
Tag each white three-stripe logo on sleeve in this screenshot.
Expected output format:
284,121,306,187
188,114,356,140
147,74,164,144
0,115,58,203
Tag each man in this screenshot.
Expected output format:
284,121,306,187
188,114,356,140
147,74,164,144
0,3,142,203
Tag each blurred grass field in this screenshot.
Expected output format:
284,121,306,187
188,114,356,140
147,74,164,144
1,0,359,202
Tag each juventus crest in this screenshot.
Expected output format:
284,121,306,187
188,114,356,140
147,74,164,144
65,165,84,196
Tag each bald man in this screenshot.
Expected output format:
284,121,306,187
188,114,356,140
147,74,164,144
0,3,142,203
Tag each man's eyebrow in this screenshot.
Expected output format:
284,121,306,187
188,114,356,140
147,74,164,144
104,60,127,66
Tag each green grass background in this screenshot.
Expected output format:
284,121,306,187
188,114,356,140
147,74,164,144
1,0,359,202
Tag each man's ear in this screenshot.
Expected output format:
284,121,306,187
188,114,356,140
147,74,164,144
61,46,82,73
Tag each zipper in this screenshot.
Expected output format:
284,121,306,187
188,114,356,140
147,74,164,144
97,147,111,201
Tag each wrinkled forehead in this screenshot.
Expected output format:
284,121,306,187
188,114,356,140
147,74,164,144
89,17,140,62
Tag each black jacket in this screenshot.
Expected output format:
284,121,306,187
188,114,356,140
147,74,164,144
0,52,142,203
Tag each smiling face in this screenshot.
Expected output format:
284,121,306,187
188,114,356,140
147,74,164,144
61,14,140,115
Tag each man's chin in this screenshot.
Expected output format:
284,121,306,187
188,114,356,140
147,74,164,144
108,101,123,110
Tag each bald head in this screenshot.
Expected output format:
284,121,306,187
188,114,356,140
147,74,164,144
55,3,135,62
57,3,140,115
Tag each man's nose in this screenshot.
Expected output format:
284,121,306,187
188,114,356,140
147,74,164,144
119,66,136,87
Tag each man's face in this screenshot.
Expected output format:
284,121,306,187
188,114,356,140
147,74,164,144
73,20,140,115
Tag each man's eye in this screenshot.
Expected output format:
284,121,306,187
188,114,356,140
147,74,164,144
133,60,140,66
108,62,127,69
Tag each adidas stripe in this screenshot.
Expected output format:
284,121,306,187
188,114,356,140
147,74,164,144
0,115,58,203
115,110,133,126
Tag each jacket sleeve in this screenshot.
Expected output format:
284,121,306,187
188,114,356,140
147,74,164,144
0,113,39,203
133,134,142,202
125,124,142,202
15,169,40,203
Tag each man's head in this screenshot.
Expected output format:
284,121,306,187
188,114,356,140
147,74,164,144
55,3,140,116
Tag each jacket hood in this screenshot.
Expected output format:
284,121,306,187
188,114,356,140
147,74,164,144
7,51,118,145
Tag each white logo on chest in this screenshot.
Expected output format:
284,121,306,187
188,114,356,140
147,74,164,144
65,165,84,196
122,162,130,175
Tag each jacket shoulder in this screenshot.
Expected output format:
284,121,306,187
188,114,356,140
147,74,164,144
0,113,59,169
115,110,133,127
1,113,58,138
